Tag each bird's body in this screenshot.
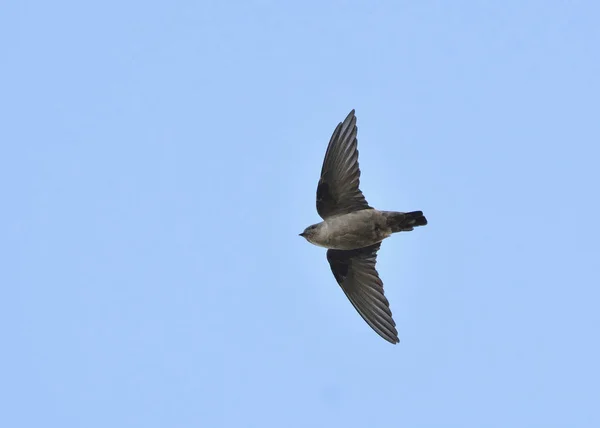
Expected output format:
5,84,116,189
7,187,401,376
300,109,427,344
304,209,389,249
304,209,423,250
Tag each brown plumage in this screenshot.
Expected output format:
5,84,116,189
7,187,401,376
300,109,427,344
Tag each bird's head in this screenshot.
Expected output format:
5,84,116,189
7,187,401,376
299,224,319,242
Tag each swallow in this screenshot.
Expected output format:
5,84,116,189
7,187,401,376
300,109,427,343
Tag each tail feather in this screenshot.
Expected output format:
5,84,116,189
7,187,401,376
385,211,427,233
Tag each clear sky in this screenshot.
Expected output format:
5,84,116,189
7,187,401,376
2,1,599,427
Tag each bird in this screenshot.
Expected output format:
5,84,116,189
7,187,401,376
300,109,427,344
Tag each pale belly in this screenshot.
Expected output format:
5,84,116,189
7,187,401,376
315,209,392,250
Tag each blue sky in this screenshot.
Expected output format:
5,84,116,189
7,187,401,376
2,1,599,427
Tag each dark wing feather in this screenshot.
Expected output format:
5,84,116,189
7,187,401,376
326,243,399,344
317,110,371,219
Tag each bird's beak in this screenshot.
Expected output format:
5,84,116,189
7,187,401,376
299,232,305,237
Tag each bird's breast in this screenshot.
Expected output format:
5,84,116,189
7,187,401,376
319,209,390,250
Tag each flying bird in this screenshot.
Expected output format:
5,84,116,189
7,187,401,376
300,109,427,344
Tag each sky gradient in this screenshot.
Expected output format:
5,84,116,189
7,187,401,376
2,1,600,427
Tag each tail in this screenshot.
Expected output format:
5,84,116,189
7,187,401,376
385,211,427,233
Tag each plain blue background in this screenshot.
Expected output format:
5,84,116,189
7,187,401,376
2,1,599,427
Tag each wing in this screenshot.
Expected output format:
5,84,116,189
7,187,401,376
326,243,399,344
316,109,371,219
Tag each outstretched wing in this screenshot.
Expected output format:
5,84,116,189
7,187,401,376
326,243,399,344
316,110,371,219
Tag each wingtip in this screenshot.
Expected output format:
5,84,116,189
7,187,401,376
345,109,356,121
385,333,400,345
